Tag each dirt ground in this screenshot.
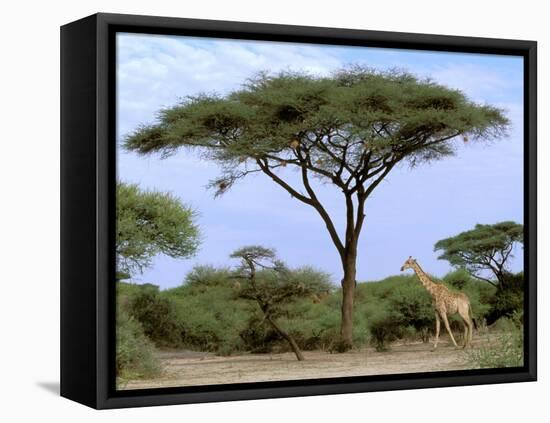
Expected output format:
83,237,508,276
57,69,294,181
120,334,490,390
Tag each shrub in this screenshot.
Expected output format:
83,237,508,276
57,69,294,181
443,268,472,290
467,312,523,368
486,272,524,324
116,308,160,386
170,288,251,354
369,308,403,351
128,286,182,347
239,315,280,353
165,267,253,354
388,283,434,338
280,299,341,351
183,264,233,289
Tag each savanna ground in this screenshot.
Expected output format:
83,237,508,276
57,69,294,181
120,332,502,390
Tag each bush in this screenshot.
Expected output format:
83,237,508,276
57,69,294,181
116,308,160,385
279,298,341,351
443,268,472,290
239,315,280,353
357,275,432,347
467,312,523,368
388,283,434,338
128,286,182,347
486,272,524,325
165,266,253,354
183,264,233,289
369,308,403,351
170,288,251,354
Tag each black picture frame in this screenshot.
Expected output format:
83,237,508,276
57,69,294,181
60,12,537,409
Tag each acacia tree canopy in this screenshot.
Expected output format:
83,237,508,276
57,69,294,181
434,221,523,287
125,68,508,192
116,182,200,277
124,67,509,348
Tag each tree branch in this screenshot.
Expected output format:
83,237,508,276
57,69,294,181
256,158,314,205
363,160,398,198
471,274,498,287
299,159,345,257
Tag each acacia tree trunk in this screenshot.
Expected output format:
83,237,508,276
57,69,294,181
340,242,358,350
265,314,305,361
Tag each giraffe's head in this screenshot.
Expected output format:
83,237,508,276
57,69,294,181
400,256,416,272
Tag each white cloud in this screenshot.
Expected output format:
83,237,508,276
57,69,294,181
116,33,345,137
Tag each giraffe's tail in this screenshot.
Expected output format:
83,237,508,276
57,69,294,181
469,303,478,330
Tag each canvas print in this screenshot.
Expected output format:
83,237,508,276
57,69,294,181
115,32,525,390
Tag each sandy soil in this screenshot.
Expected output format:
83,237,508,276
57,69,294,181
121,335,487,390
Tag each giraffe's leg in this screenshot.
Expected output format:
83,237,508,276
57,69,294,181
468,314,474,346
461,320,470,348
440,313,458,347
432,312,441,351
458,305,473,348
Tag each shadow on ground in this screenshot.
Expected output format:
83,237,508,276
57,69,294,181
36,381,60,396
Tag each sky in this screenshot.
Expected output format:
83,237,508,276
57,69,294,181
116,32,524,289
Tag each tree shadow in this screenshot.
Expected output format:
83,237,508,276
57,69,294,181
36,381,60,396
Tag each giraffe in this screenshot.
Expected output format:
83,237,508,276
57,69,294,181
400,256,475,350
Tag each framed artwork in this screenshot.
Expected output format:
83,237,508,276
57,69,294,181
60,13,537,409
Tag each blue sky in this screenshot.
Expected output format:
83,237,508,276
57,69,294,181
117,33,524,289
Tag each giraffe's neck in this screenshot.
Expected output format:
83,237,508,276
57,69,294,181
411,262,438,296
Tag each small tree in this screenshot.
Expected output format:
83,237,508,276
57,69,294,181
434,221,523,288
125,67,509,348
116,182,200,277
230,246,330,360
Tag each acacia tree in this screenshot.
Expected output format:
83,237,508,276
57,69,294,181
434,221,523,288
125,67,509,349
230,246,330,361
116,181,200,277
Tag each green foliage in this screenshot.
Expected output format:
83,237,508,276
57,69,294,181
116,264,519,356
435,221,523,286
443,267,471,290
117,181,200,276
166,282,252,354
116,307,160,385
169,265,261,354
165,258,333,355
279,298,341,351
125,68,509,189
182,264,234,288
467,312,524,368
486,272,524,324
127,286,182,347
368,307,403,351
389,284,433,329
238,315,280,353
